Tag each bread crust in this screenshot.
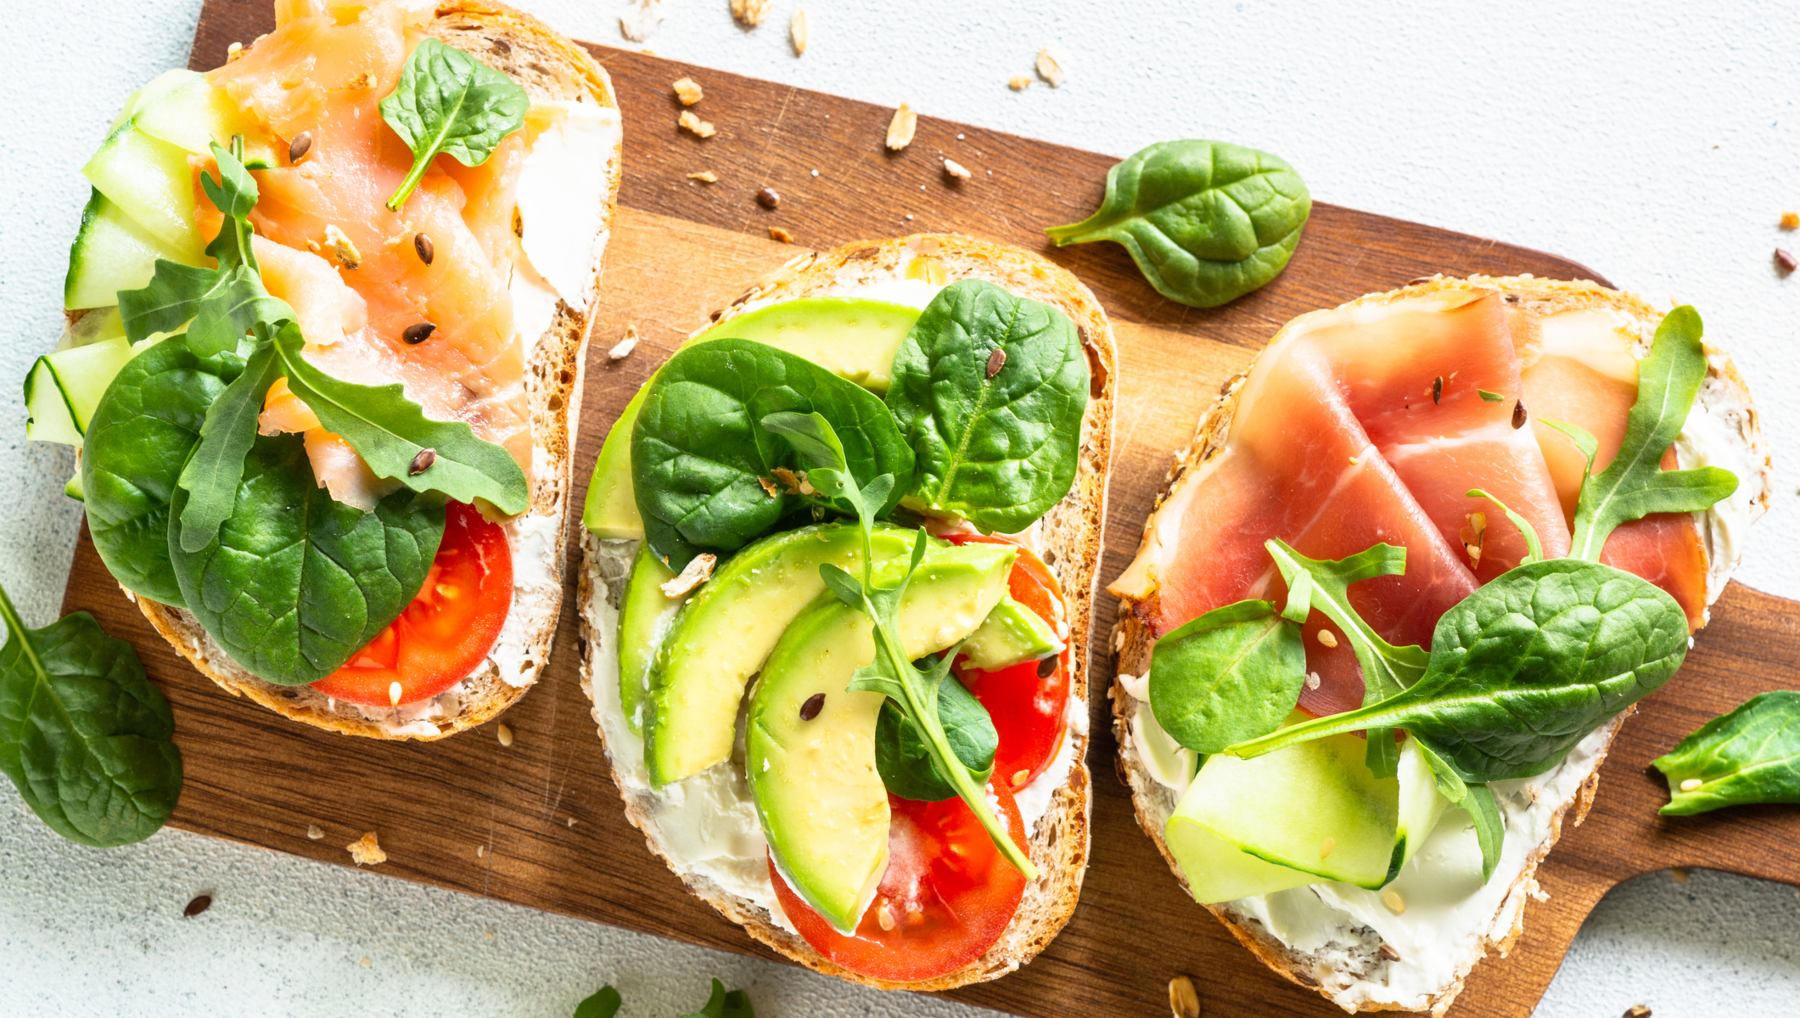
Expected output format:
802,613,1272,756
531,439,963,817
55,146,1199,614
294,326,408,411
577,233,1117,990
1109,274,1771,1014
133,0,622,740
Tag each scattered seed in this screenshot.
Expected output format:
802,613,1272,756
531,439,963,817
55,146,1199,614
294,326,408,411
1623,1007,1652,1018
1512,399,1528,429
1007,74,1033,91
1679,777,1703,792
756,186,781,209
1777,247,1799,275
413,232,434,264
1380,888,1406,914
1379,943,1402,962
943,157,972,182
672,76,704,106
609,325,639,361
305,824,325,840
1315,628,1339,649
226,41,245,62
730,0,769,28
799,692,826,721
1011,768,1030,787
387,680,404,706
886,103,918,151
686,169,718,184
661,553,717,598
1782,211,1800,231
183,894,213,919
288,131,313,164
768,226,794,244
789,7,809,55
347,831,387,866
324,224,361,269
1037,656,1057,677
678,110,716,138
1035,47,1067,88
876,903,897,931
476,843,488,859
403,321,437,345
497,722,515,748
1431,375,1443,404
1168,974,1201,1018
409,448,437,475
986,347,1007,378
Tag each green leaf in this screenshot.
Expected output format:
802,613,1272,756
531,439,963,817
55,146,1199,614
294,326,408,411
1467,487,1544,565
117,260,224,343
381,38,529,211
174,342,280,553
874,664,998,800
1565,306,1737,560
1653,691,1800,816
680,979,756,1018
1476,388,1506,402
82,336,245,605
271,324,529,516
168,434,445,686
1045,139,1311,308
572,985,622,1018
885,280,1089,532
1148,599,1305,754
0,581,181,847
632,341,913,568
1461,784,1505,881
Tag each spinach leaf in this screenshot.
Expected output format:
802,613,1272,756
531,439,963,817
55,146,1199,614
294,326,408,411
633,342,913,568
1653,691,1800,816
168,434,445,686
83,336,245,605
573,986,622,1018
381,38,529,211
681,979,756,1018
1229,558,1690,782
1561,306,1737,561
0,581,181,847
173,343,279,554
874,665,997,800
885,280,1088,533
1148,599,1305,754
1045,139,1311,308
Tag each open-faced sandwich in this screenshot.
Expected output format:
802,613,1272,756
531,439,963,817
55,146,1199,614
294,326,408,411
1110,277,1770,1012
577,234,1115,988
23,0,620,738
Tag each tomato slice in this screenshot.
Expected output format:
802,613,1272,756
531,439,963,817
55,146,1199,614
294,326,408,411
311,501,512,707
946,533,1072,790
770,784,1030,982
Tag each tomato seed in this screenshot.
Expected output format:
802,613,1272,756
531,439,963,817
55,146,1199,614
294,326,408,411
799,692,825,720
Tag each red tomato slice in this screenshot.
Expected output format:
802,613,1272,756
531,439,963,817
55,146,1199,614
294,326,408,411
946,533,1072,790
770,784,1030,982
312,501,512,707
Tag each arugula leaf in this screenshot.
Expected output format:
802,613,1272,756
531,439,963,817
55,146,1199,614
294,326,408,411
1476,388,1506,402
1562,306,1737,560
381,38,529,211
271,324,529,515
173,343,280,553
1467,487,1544,565
1461,784,1505,880
874,663,997,800
680,979,756,1018
572,986,622,1018
886,280,1089,533
1148,599,1305,754
0,580,181,847
1653,691,1800,816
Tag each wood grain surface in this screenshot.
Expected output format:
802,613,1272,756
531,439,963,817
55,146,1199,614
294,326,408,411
56,3,1798,1015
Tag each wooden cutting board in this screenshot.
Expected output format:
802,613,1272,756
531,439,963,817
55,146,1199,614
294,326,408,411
57,3,1798,1015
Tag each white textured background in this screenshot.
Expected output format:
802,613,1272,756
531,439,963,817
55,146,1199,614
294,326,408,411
2,1,1796,1015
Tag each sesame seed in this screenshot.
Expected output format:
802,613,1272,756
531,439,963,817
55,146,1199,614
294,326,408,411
1316,629,1339,648
1380,889,1406,914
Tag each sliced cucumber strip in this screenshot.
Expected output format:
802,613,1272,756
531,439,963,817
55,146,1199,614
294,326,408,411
65,466,86,502
134,74,280,169
64,190,188,310
56,308,127,351
22,336,136,447
23,359,79,446
82,124,204,256
109,69,201,133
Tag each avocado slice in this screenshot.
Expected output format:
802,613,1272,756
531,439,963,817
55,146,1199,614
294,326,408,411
746,544,1017,933
617,544,679,735
960,594,1064,671
582,297,923,540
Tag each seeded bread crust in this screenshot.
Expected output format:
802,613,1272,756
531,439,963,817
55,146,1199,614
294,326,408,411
577,233,1117,990
1110,275,1770,1014
133,0,621,740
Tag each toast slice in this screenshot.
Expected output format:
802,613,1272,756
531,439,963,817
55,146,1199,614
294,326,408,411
1109,275,1771,1014
133,1,622,739
577,233,1117,989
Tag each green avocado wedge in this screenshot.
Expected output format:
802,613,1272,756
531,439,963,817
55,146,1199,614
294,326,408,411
960,594,1064,671
582,297,924,540
746,546,1016,933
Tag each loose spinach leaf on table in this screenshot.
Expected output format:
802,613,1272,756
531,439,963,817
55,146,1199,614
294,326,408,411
0,581,181,847
572,986,622,1018
1148,599,1304,755
381,37,529,211
874,664,997,801
1653,691,1800,816
168,434,445,687
680,978,756,1018
885,280,1088,533
83,336,245,605
1045,139,1311,308
632,342,914,569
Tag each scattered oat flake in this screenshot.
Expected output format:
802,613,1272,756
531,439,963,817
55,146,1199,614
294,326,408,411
609,325,640,361
789,7,809,56
305,824,325,840
1035,47,1067,87
672,76,703,106
1782,211,1800,230
497,722,515,747
730,0,770,28
347,831,387,867
943,157,972,181
768,226,795,244
678,110,716,139
686,170,718,184
661,553,718,598
886,103,918,151
1007,74,1032,91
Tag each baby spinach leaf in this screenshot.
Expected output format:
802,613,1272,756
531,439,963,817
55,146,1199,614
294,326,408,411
632,342,913,569
381,38,529,211
83,336,245,605
0,581,181,847
1563,306,1737,561
874,664,997,801
572,986,622,1018
681,979,756,1018
1045,139,1311,308
1229,558,1690,782
168,434,445,686
1148,599,1305,754
1653,691,1800,816
271,324,529,517
885,280,1088,533
173,343,280,554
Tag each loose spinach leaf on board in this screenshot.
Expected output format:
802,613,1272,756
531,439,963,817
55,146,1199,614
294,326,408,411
82,336,245,605
874,664,997,801
1559,306,1737,561
1148,599,1305,755
1653,691,1800,816
168,434,445,686
572,986,622,1018
680,979,756,1018
885,280,1088,533
0,581,181,847
381,38,529,211
1045,139,1311,308
1229,558,1690,782
632,342,914,569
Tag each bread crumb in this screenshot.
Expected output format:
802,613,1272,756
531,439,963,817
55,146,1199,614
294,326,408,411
886,103,918,151
789,7,809,56
226,41,245,62
359,956,372,968
476,843,488,859
672,76,703,106
1781,210,1800,230
1007,74,1032,92
942,157,972,182
347,831,387,867
496,722,515,748
565,816,578,829
757,475,779,499
305,824,324,841
1168,975,1201,1018
1669,867,1690,883
609,325,640,361
686,170,718,184
768,226,795,244
730,0,769,27
678,110,716,138
661,553,717,598
1035,46,1067,87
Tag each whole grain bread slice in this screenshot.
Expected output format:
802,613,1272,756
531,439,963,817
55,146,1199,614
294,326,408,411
577,233,1117,990
1110,275,1771,1014
133,0,622,740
